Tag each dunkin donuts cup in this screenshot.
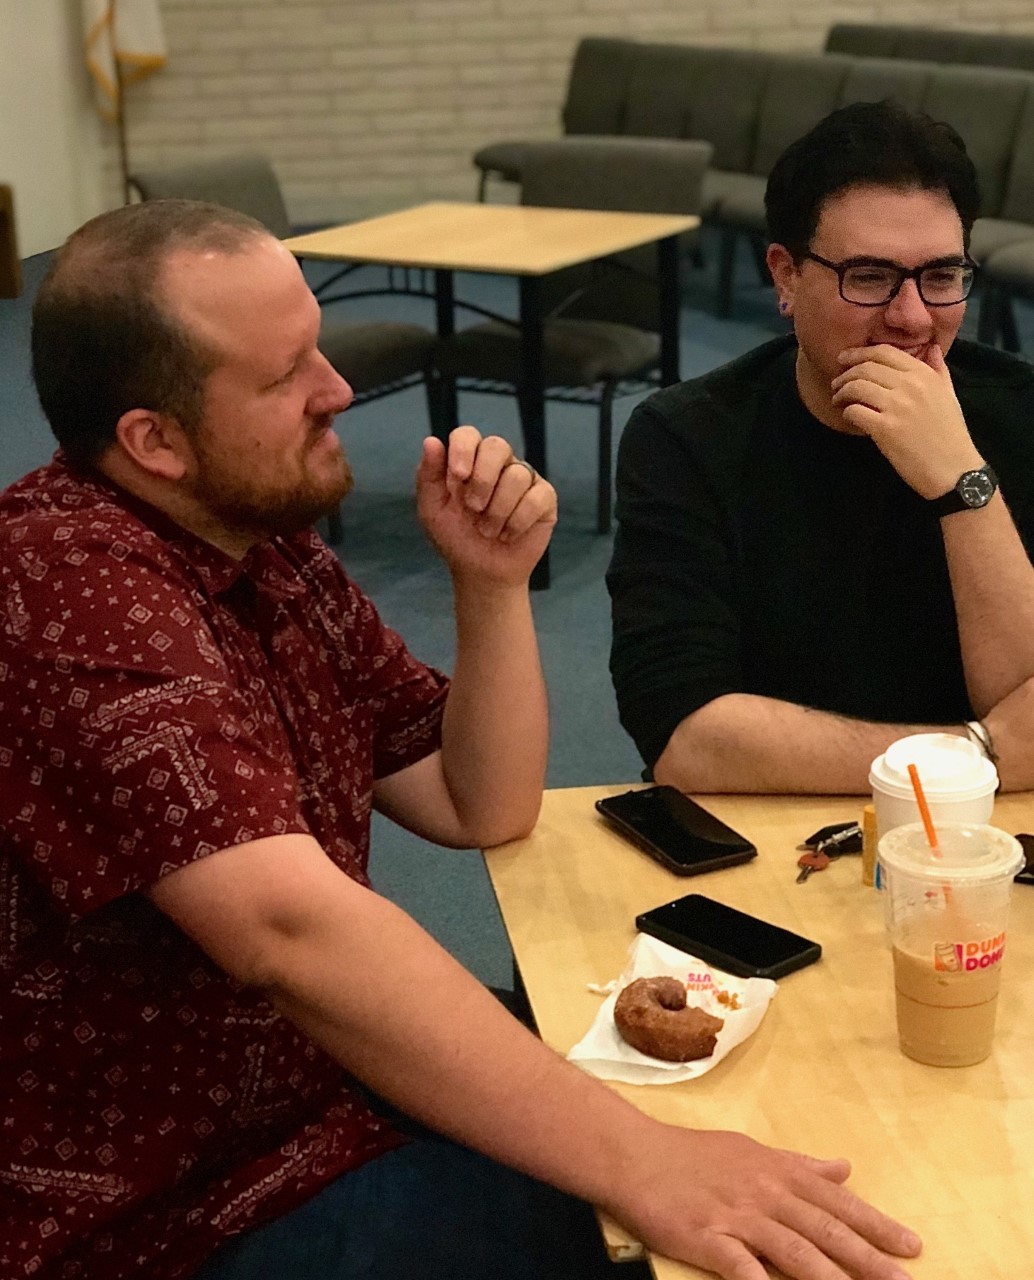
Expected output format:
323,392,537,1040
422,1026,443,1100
869,732,997,841
879,822,1023,1067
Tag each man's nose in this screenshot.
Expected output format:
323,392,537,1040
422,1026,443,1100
883,277,931,329
316,353,355,415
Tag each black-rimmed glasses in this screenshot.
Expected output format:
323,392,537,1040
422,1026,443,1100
803,252,976,307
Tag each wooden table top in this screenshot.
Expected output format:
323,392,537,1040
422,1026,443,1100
484,786,1034,1280
283,201,700,276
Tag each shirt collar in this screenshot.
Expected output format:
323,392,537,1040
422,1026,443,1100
62,456,309,602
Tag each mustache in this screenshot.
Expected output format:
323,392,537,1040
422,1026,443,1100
307,414,336,440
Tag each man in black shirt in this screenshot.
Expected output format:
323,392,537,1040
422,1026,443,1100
608,102,1034,793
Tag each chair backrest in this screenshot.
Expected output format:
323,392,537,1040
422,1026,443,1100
837,57,932,112
519,136,712,330
919,66,1031,217
999,85,1034,224
622,42,709,141
749,53,853,176
562,37,638,136
128,154,292,238
826,23,901,59
826,23,1034,73
681,47,771,173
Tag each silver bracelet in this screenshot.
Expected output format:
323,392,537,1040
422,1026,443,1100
964,719,999,765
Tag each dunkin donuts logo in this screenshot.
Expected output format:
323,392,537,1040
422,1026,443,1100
933,932,1006,972
684,970,716,992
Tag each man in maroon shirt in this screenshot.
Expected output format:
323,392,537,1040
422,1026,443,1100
0,201,921,1280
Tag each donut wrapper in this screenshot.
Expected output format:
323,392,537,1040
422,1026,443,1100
567,933,776,1085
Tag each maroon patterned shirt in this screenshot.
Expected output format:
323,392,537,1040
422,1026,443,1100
0,457,450,1279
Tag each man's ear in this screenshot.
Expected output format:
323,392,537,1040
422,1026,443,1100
112,408,192,481
766,243,799,314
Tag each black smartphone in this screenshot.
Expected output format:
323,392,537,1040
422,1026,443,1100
635,893,821,980
595,786,757,876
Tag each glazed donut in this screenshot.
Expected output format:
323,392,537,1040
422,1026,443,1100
613,976,724,1062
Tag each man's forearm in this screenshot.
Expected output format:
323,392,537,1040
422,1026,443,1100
265,873,652,1213
654,693,952,794
152,833,922,1278
438,576,548,841
941,496,1034,715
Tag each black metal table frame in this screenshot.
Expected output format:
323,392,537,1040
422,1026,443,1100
306,235,684,590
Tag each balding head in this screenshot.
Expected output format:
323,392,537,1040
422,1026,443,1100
32,200,270,468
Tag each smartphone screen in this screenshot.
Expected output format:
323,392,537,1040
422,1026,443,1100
636,893,821,979
595,786,756,876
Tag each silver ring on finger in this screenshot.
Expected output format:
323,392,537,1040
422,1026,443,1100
511,458,537,484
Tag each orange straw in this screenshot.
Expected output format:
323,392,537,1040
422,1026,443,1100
907,762,942,856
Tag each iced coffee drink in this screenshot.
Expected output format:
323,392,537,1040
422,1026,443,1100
893,926,1005,1067
879,823,1023,1068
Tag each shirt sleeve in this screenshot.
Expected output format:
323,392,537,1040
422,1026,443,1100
606,395,745,769
0,536,310,919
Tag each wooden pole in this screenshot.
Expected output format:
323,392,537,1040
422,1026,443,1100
0,184,22,299
111,0,131,204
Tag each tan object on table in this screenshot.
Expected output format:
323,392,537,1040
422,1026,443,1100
484,786,1034,1280
861,802,878,887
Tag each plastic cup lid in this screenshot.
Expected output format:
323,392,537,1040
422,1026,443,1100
878,821,1023,883
869,732,997,800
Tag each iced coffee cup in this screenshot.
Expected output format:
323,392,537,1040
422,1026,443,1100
879,822,1023,1067
869,733,997,840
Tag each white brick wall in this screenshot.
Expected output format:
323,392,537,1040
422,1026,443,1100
108,0,1034,225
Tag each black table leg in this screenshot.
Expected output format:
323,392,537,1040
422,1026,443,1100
518,274,550,590
658,234,682,386
434,268,459,435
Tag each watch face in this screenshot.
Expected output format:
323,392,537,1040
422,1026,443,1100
959,470,995,508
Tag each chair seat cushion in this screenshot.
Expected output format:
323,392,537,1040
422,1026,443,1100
435,319,660,387
970,217,1034,263
318,320,435,393
472,141,536,182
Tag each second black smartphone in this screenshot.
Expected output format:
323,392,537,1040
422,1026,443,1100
595,786,757,876
636,893,821,980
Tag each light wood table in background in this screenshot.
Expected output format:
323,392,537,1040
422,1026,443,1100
286,203,699,588
484,786,1034,1280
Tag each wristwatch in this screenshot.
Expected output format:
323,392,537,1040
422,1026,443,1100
930,464,998,516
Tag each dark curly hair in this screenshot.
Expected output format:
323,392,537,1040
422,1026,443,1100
765,100,981,260
32,199,267,468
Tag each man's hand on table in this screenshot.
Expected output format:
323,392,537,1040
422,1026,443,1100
416,426,557,588
611,1125,920,1280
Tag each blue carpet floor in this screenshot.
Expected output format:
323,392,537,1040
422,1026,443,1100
3,232,1032,987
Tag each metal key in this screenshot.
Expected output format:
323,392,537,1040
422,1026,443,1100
796,850,830,883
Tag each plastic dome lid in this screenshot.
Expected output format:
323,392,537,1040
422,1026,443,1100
869,732,998,801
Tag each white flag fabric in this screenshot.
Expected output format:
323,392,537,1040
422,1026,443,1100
84,0,167,122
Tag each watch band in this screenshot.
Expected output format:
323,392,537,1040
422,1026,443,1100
930,464,998,517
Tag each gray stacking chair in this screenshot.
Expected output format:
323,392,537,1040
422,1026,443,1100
128,154,437,542
710,53,852,317
436,136,712,534
977,240,1034,352
472,37,638,200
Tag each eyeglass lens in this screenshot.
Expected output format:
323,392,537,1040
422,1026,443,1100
841,263,974,305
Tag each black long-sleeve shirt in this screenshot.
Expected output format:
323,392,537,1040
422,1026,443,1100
607,335,1034,769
